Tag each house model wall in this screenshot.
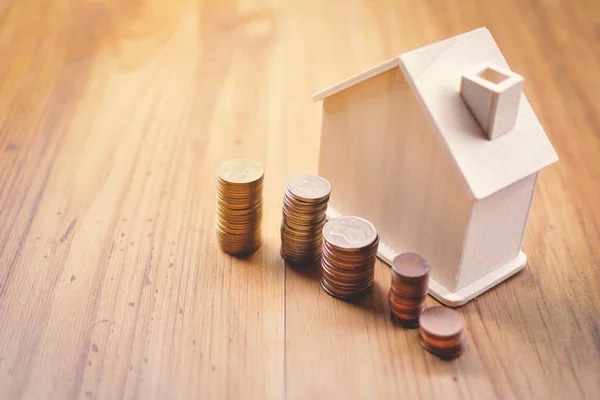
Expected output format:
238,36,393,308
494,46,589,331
313,28,558,306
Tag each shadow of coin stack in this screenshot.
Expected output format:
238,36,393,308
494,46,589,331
321,216,379,300
216,159,264,256
419,306,467,359
280,175,331,265
388,253,430,328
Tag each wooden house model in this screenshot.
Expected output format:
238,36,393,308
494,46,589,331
313,28,558,306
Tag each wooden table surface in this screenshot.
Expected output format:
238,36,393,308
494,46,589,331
1,0,599,399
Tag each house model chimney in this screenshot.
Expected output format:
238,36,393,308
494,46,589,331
460,62,524,140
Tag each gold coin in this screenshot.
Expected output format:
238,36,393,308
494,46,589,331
217,159,264,184
215,159,263,256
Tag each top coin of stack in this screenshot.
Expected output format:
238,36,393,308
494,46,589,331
419,306,467,359
281,175,331,265
216,159,264,256
321,216,379,300
388,253,430,328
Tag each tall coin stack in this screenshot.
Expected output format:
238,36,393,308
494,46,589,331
419,306,467,359
280,175,331,265
388,253,430,328
216,159,264,256
321,216,379,300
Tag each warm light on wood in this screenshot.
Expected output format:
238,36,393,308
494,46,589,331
0,1,597,399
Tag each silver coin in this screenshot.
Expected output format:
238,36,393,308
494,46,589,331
287,175,331,201
323,216,378,249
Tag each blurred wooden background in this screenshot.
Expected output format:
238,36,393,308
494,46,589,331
0,0,599,398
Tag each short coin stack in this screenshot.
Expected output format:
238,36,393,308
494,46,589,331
321,216,379,300
216,159,264,256
280,175,331,265
419,306,467,359
388,253,430,328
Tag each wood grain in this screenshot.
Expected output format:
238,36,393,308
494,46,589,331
0,0,598,399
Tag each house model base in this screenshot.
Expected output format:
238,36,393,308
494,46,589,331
326,206,526,307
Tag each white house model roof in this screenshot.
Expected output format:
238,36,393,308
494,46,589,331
313,28,558,199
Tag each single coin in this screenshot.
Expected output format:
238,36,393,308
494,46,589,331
323,216,378,249
392,253,430,279
419,306,464,339
287,175,331,201
217,159,264,184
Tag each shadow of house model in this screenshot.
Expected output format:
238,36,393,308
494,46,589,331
313,27,558,306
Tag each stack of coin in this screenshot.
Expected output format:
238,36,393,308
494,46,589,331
280,175,331,265
321,216,379,300
216,159,264,256
419,306,467,359
388,253,430,328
